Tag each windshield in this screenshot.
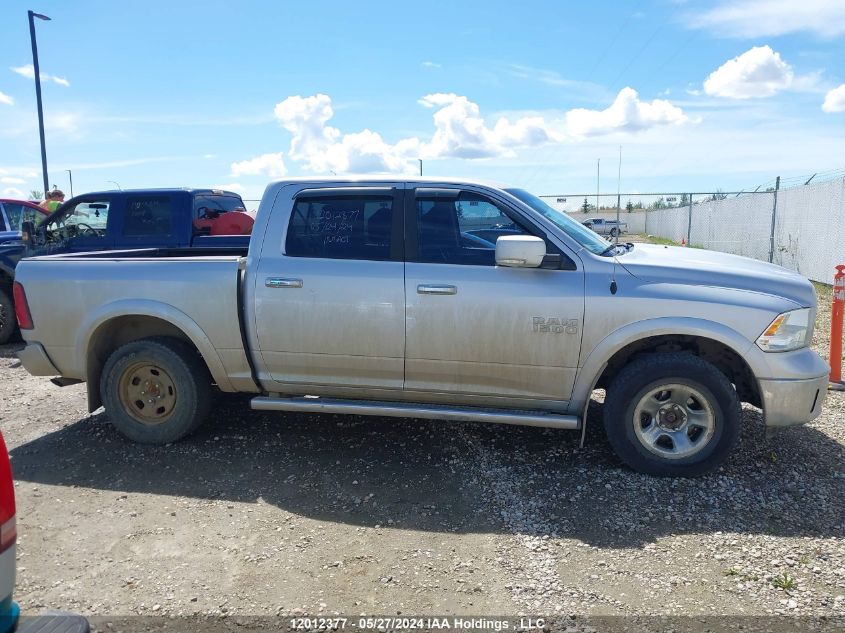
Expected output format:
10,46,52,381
505,188,611,255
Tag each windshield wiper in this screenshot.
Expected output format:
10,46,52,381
600,242,634,256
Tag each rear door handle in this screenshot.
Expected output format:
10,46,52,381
266,277,303,289
417,284,457,295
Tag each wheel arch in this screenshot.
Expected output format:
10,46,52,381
79,299,234,412
572,317,761,422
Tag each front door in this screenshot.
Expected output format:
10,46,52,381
404,187,584,405
253,186,406,393
39,195,115,255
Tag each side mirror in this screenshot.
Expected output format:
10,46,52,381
20,221,34,248
495,235,546,268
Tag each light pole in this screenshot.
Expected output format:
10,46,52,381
596,158,600,213
418,159,423,177
28,10,51,197
65,169,73,197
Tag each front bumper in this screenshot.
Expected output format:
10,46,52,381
759,373,828,427
754,346,829,428
16,343,59,377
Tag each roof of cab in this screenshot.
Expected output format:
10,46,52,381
88,188,243,196
265,176,512,189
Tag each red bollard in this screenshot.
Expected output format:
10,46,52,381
830,264,845,391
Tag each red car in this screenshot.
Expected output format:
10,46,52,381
0,201,49,245
0,429,88,632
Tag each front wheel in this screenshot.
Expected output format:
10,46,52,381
101,337,212,444
603,353,741,476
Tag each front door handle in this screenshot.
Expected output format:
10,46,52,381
266,277,303,289
417,284,457,295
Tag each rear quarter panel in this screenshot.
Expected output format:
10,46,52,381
15,256,249,391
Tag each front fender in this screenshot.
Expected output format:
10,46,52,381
77,298,235,394
569,316,757,415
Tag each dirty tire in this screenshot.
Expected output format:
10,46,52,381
603,352,741,477
0,286,16,345
101,337,212,444
610,227,619,237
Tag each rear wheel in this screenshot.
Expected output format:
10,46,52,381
610,227,619,237
101,337,212,444
0,286,16,345
603,353,741,476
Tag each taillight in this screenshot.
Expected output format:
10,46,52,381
0,432,16,554
12,282,33,330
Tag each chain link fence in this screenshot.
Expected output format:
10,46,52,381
542,177,845,284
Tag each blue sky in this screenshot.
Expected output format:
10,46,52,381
1,0,844,203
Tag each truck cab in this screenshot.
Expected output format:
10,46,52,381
31,188,251,253
0,188,249,344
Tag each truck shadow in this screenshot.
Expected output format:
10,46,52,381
8,395,845,548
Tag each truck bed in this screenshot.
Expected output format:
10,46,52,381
14,251,254,394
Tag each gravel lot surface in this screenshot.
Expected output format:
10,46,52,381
0,283,842,622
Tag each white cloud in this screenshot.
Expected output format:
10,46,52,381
2,187,25,198
565,87,688,137
273,94,419,173
689,0,845,38
823,84,845,113
418,92,561,159
0,177,25,185
703,46,793,99
0,91,13,106
230,152,287,178
11,64,70,87
235,90,688,177
421,61,441,68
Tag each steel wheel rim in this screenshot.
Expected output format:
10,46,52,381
632,382,716,460
118,361,178,426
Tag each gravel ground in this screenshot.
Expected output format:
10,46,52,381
0,284,842,622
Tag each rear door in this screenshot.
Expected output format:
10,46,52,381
403,186,584,405
252,185,406,393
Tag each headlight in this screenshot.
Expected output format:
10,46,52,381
756,308,812,352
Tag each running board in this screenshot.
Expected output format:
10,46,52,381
250,396,580,429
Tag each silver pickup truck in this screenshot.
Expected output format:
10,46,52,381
582,217,627,237
13,178,829,476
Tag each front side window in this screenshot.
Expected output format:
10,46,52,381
416,192,531,265
285,195,393,260
45,199,110,241
123,196,172,236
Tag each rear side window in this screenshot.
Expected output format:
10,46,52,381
285,196,393,260
0,205,7,232
4,203,43,230
123,196,172,236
